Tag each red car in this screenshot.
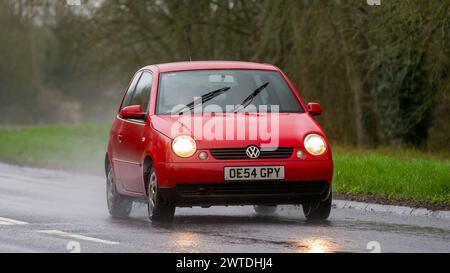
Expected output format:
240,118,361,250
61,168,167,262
105,61,333,222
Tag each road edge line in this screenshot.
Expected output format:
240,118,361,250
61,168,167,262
279,200,450,220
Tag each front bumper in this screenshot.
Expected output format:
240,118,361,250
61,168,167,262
155,160,333,187
154,160,333,207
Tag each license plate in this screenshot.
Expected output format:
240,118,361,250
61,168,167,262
224,166,285,181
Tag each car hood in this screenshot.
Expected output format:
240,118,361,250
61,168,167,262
151,113,325,149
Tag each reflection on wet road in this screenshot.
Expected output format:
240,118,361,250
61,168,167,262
296,238,337,253
0,163,449,253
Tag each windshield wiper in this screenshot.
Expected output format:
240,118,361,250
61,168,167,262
175,86,231,115
233,82,270,113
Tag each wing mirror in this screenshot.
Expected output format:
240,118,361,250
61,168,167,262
308,103,323,116
121,105,145,119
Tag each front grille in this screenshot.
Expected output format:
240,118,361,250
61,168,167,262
176,181,328,196
210,147,293,160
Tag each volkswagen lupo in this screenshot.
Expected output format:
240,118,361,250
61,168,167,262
106,61,333,222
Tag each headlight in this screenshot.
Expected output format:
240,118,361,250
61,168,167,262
304,134,327,156
172,135,197,158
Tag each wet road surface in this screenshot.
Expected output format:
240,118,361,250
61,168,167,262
0,163,448,253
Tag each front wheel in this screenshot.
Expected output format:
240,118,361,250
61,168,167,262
302,191,332,221
106,167,132,218
147,167,175,223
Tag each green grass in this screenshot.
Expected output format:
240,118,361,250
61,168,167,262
333,151,450,204
0,123,110,173
0,123,448,205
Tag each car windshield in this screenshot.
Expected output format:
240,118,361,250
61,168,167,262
156,70,304,114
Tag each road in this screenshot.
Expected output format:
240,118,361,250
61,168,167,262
0,163,448,253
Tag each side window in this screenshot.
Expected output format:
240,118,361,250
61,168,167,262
122,71,142,109
129,71,153,112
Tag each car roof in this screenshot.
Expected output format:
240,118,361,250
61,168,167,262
142,61,279,73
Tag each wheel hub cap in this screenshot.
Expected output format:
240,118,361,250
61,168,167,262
149,172,157,208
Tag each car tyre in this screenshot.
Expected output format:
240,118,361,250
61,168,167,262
106,166,133,218
253,205,277,215
147,166,175,223
303,191,332,221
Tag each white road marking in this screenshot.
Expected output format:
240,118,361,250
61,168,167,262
0,217,29,225
37,230,120,245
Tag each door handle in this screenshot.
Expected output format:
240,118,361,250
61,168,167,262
118,134,124,144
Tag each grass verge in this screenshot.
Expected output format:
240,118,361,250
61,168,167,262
333,147,450,209
0,123,110,173
0,124,448,208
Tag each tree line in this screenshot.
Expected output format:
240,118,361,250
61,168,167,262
0,0,449,151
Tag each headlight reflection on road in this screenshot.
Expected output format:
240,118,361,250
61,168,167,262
296,237,338,253
174,232,200,251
